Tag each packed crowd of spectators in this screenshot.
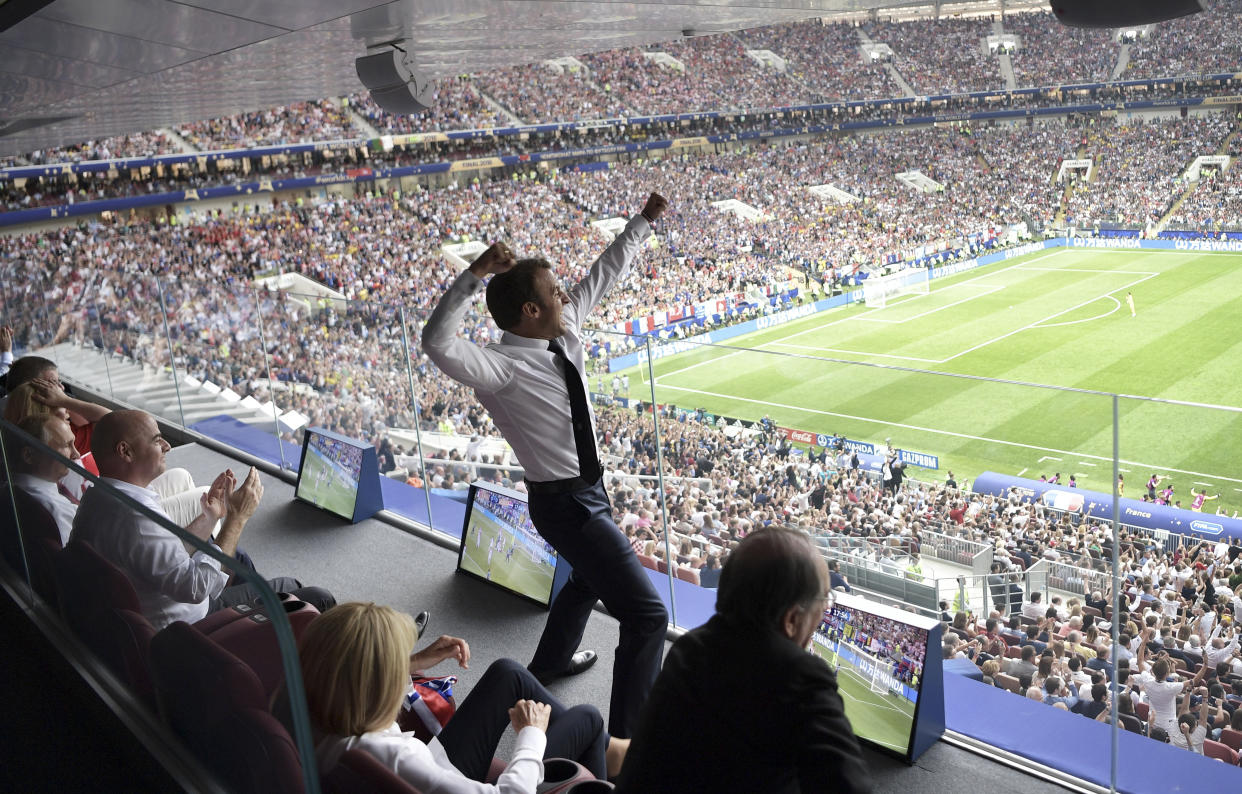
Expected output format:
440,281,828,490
9,8,1242,172
944,520,1242,757
1,131,179,168
735,20,899,101
864,16,1000,95
1062,114,1233,227
1166,135,1242,231
581,36,810,115
175,100,355,150
1124,0,1242,79
347,80,508,134
5,78,1233,214
474,65,628,123
1004,10,1119,87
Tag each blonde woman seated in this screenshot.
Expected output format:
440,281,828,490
299,602,628,793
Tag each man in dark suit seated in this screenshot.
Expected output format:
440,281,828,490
616,527,872,794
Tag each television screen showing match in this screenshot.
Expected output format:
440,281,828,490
295,430,365,521
457,482,559,608
811,592,931,759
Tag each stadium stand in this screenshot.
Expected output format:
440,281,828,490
6,5,1242,790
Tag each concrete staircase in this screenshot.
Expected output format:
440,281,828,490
884,64,917,97
475,90,524,125
1054,143,1089,226
41,341,289,433
160,128,198,153
998,54,1017,90
1154,127,1242,233
1112,43,1131,81
345,97,381,140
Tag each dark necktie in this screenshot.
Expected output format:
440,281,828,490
548,339,600,482
57,481,80,505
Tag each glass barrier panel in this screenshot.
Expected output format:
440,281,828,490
0,418,320,792
1115,393,1242,790
85,274,184,425
588,327,678,626
265,290,413,480
404,299,497,536
2,249,65,375
633,316,1126,763
156,277,299,468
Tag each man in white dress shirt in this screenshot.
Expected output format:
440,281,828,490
423,192,669,738
71,409,334,629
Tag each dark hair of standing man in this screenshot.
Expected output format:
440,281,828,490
485,258,553,331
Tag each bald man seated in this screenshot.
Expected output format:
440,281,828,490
70,409,335,630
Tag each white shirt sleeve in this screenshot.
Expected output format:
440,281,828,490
421,271,515,394
126,516,228,605
346,724,546,794
563,215,652,330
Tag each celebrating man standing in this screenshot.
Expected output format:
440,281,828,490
423,191,669,738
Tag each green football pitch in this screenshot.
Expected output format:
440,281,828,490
297,451,357,519
812,639,916,754
460,510,556,603
619,248,1242,512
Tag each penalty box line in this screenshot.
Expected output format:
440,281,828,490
651,382,1242,487
660,250,1072,380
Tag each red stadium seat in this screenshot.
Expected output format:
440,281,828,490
198,598,321,698
1,486,65,606
323,748,425,794
656,559,668,574
636,553,658,571
1134,702,1150,723
995,673,1021,694
150,621,305,794
675,566,700,586
1219,728,1242,752
1203,739,1239,765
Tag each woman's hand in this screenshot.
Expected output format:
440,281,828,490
508,699,551,734
409,635,470,673
28,377,69,408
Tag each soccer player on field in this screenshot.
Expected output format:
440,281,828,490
1126,291,1135,318
1190,489,1218,512
1147,473,1166,500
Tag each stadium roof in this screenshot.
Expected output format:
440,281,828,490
0,0,1044,157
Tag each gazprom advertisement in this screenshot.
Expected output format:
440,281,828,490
971,471,1242,542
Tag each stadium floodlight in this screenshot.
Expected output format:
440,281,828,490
1049,0,1203,28
356,42,436,115
863,268,931,309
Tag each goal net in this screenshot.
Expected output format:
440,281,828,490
849,643,901,696
862,267,930,309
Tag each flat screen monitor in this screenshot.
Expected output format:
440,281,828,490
294,427,380,523
457,481,560,608
811,592,941,762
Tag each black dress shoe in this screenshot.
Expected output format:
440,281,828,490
414,610,431,638
565,649,597,676
532,650,598,685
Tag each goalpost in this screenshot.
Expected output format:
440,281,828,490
847,643,902,696
862,267,930,309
